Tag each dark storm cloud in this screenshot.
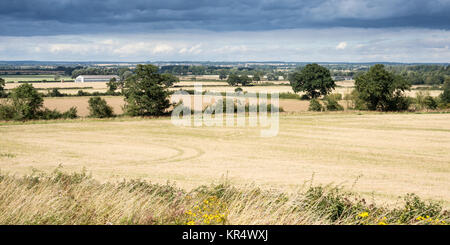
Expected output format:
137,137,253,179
0,0,449,35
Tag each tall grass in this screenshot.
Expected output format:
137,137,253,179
0,169,447,225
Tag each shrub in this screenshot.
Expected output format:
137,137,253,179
390,193,443,223
37,107,78,120
327,93,342,101
347,89,367,110
308,98,323,111
423,96,438,110
88,97,114,118
0,103,17,121
414,91,437,110
62,107,78,119
300,186,365,222
324,96,344,111
47,88,64,97
279,92,301,100
77,90,88,96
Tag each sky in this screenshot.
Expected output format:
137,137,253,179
0,0,449,62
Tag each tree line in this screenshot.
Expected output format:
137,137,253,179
287,63,450,112
1,63,450,122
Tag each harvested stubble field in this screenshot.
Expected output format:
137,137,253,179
41,96,315,116
3,80,443,97
0,112,449,208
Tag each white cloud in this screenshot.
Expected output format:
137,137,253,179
179,44,202,54
336,42,348,50
0,28,449,62
152,44,174,54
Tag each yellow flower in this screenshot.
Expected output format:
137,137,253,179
378,217,388,225
187,221,195,225
357,212,369,218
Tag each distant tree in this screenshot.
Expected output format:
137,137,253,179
289,64,335,99
253,74,261,82
227,74,251,86
266,73,278,81
123,64,172,116
160,73,180,87
54,74,61,81
48,88,63,97
9,83,43,120
107,77,119,92
219,71,227,80
88,96,114,118
355,64,411,111
239,75,252,86
0,77,5,96
440,78,450,104
227,74,239,86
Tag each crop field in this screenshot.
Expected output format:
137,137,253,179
3,80,443,98
40,96,328,116
0,75,72,83
1,113,449,207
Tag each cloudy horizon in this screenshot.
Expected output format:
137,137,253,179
1,0,449,62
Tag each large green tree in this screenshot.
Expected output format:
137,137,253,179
123,64,172,116
9,83,44,120
355,64,411,111
289,63,335,99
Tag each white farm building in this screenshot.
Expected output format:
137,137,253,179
75,75,120,83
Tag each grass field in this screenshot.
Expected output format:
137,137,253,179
1,113,449,207
0,75,72,83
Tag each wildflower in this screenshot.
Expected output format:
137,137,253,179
187,221,195,225
378,217,388,225
357,212,369,218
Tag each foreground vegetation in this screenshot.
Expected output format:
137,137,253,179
0,169,447,225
